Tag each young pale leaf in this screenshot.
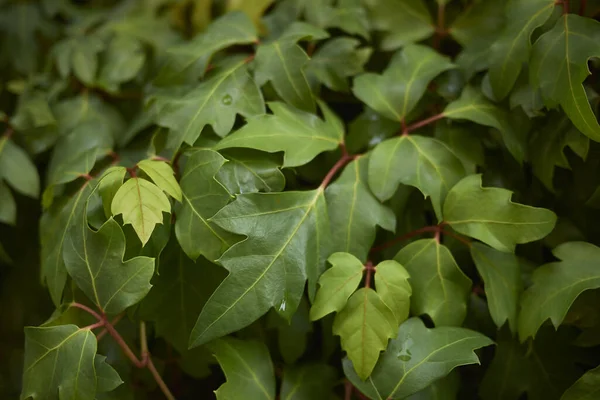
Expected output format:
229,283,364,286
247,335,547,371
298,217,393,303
561,365,600,400
309,252,365,321
137,159,182,201
487,0,555,100
280,363,337,400
471,242,522,333
364,0,434,50
374,260,411,326
443,86,525,163
190,189,330,348
155,12,257,85
111,177,171,246
344,318,493,399
175,149,237,261
21,325,114,400
325,156,395,260
518,242,600,341
215,102,342,168
64,218,154,315
209,337,276,400
394,239,471,327
0,136,40,198
529,14,600,141
333,287,397,380
151,56,265,149
217,150,286,194
98,166,126,218
353,44,453,122
443,174,557,253
368,135,465,221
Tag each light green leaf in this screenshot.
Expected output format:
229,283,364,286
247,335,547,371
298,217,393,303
190,189,330,347
488,0,555,100
217,150,286,194
443,174,557,253
530,14,600,141
325,155,395,260
518,242,600,341
368,135,465,221
353,44,453,122
151,56,265,149
215,102,342,168
333,287,397,380
309,252,365,321
21,325,103,400
374,260,411,326
175,149,238,261
111,177,171,246
155,12,258,85
561,365,600,400
280,363,337,400
98,166,126,218
209,337,276,400
394,239,471,327
137,159,182,201
471,242,522,333
364,0,434,50
64,217,154,314
0,136,40,198
344,318,493,399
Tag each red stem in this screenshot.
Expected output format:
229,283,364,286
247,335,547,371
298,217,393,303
579,0,587,15
71,302,103,321
364,261,374,288
147,357,176,400
84,321,105,330
441,229,472,246
97,313,125,341
344,380,353,400
320,144,357,188
405,113,445,133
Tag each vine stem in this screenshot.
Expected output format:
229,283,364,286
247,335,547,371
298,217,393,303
579,0,587,15
364,261,374,288
404,113,445,133
71,302,103,321
320,143,357,188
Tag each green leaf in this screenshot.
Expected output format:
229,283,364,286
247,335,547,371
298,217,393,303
155,12,258,85
435,123,485,174
374,260,411,326
368,135,465,221
53,35,105,85
0,181,16,225
344,318,493,399
307,37,372,93
226,0,274,30
209,337,276,400
97,35,145,92
406,372,460,400
64,217,155,314
21,325,108,400
443,174,557,252
268,297,313,364
561,365,600,400
487,0,555,100
305,0,369,39
217,150,286,194
151,56,265,149
175,149,238,261
0,136,40,198
394,239,471,327
518,242,600,341
352,44,453,122
98,166,126,218
470,242,522,333
189,189,330,348
309,252,365,321
94,355,123,394
111,177,171,246
215,102,342,168
325,155,395,260
529,14,600,141
364,0,434,50
137,159,182,201
280,363,337,400
333,287,397,380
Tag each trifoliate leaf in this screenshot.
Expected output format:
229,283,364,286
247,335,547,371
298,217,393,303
189,189,330,348
364,0,434,50
529,14,600,141
111,177,171,246
137,159,181,201
309,252,365,321
333,287,397,380
443,174,557,253
155,12,258,85
308,37,372,93
280,363,337,400
374,260,411,326
175,149,238,261
368,135,465,221
561,365,600,400
209,337,276,400
217,149,286,194
352,44,453,122
518,242,600,341
151,56,265,149
325,156,395,260
487,0,555,100
394,239,471,327
471,242,522,333
344,318,493,399
98,166,126,218
0,136,39,198
216,102,342,168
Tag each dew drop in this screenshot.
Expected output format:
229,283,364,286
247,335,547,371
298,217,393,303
398,354,412,362
397,338,413,362
221,94,233,105
279,299,286,312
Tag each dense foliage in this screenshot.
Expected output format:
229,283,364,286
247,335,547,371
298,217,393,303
3,0,600,398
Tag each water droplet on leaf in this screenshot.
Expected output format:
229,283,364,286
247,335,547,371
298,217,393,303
221,94,232,105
